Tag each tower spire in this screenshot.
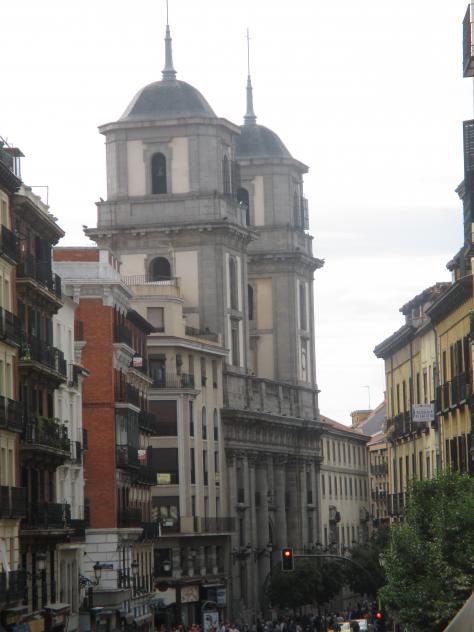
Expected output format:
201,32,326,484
162,0,177,81
244,29,257,125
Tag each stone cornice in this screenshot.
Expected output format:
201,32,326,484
426,274,473,324
373,324,416,359
148,335,227,357
222,406,324,433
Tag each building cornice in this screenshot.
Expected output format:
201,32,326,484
147,334,228,357
373,324,416,359
426,274,473,324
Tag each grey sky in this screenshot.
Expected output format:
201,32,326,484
0,0,471,422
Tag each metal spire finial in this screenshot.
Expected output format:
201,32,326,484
162,0,177,81
244,29,257,125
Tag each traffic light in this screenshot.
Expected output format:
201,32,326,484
374,612,385,631
281,547,294,571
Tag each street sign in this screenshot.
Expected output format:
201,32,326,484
412,403,434,423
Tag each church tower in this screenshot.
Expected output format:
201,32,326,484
87,23,252,370
235,70,324,415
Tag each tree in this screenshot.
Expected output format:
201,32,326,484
267,558,343,612
344,526,389,597
380,471,474,632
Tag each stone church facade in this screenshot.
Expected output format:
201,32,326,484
86,22,324,621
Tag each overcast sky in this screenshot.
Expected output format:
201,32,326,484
1,0,472,424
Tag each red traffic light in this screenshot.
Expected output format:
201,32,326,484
281,547,294,571
375,613,383,620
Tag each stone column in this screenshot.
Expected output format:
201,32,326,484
311,459,321,544
286,457,299,547
273,455,288,547
300,459,308,545
256,454,270,614
247,452,258,617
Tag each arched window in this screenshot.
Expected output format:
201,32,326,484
202,406,207,440
151,153,167,194
222,155,231,195
248,284,254,321
229,257,238,310
237,187,250,225
149,257,171,281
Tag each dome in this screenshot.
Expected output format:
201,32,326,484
235,124,292,160
121,79,216,122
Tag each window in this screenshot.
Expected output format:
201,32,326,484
212,360,218,388
328,475,332,496
229,258,238,310
202,407,207,440
151,153,167,194
190,448,195,484
248,285,254,321
203,451,208,485
237,187,250,225
149,257,171,281
147,307,164,332
222,155,231,195
321,474,325,496
200,357,207,386
213,409,218,441
299,283,307,330
214,450,219,474
189,401,194,437
231,321,240,366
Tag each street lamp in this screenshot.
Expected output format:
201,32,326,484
93,562,102,584
162,559,172,573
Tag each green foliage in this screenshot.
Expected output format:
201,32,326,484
380,471,474,632
267,558,343,611
344,526,389,597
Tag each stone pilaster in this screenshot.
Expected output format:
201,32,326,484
273,454,288,547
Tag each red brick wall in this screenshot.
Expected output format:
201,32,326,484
78,298,117,528
53,248,99,262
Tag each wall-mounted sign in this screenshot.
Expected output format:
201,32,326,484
157,473,171,485
132,356,143,368
412,403,434,423
181,584,200,603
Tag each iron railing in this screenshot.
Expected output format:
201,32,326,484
117,507,142,528
19,335,67,377
116,444,139,468
152,373,195,389
0,396,23,433
22,417,70,454
22,502,71,529
121,275,179,287
0,486,26,518
140,521,161,540
138,410,160,435
370,463,388,476
185,326,219,342
115,382,141,407
0,308,21,344
132,466,157,486
0,225,20,264
0,570,26,604
17,254,61,298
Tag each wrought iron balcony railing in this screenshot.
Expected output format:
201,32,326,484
22,501,71,529
116,444,139,468
113,323,133,347
0,396,23,433
132,465,157,486
193,517,235,533
17,254,61,298
0,569,26,604
0,486,26,519
0,308,21,345
22,417,70,454
138,410,160,435
19,335,67,377
151,372,195,389
117,507,142,528
0,225,20,264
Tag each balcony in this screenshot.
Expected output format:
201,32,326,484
19,335,67,381
370,463,388,476
22,501,71,530
140,521,161,540
118,507,142,528
132,465,157,486
116,444,139,468
152,373,195,389
0,569,26,605
0,308,21,346
0,225,20,264
0,396,24,433
185,326,219,342
138,410,160,435
113,323,132,347
386,412,410,439
193,517,235,534
67,363,82,388
21,417,70,464
17,254,62,301
450,371,471,407
0,486,26,519
114,383,141,407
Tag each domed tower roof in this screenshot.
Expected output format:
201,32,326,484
121,79,216,121
235,68,292,160
120,22,216,122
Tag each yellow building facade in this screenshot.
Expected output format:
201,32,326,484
374,284,449,519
